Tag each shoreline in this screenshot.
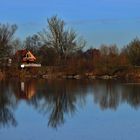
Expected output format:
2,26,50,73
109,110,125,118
2,66,140,82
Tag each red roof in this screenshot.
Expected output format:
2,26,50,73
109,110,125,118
15,49,36,62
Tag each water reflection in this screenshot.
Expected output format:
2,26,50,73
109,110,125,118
0,79,140,129
27,80,88,128
93,81,121,110
0,80,17,128
13,80,36,100
122,84,140,109
93,81,140,110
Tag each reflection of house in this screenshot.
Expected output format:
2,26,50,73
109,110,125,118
16,81,36,100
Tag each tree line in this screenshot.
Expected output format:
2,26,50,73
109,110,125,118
0,16,140,75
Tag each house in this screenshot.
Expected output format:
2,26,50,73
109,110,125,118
14,49,41,68
15,49,36,63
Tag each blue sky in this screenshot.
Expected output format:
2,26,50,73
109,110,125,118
0,0,140,48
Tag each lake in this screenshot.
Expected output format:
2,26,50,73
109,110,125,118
0,79,140,140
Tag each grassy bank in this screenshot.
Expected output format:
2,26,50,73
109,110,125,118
3,65,140,82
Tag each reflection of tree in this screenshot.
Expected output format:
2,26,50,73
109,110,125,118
121,84,140,109
92,81,140,110
48,92,76,128
28,79,88,128
93,81,120,110
0,80,17,128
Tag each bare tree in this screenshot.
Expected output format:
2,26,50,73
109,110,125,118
12,38,23,54
24,34,42,54
0,23,17,58
38,16,86,61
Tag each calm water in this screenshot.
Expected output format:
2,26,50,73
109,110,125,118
0,79,140,140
